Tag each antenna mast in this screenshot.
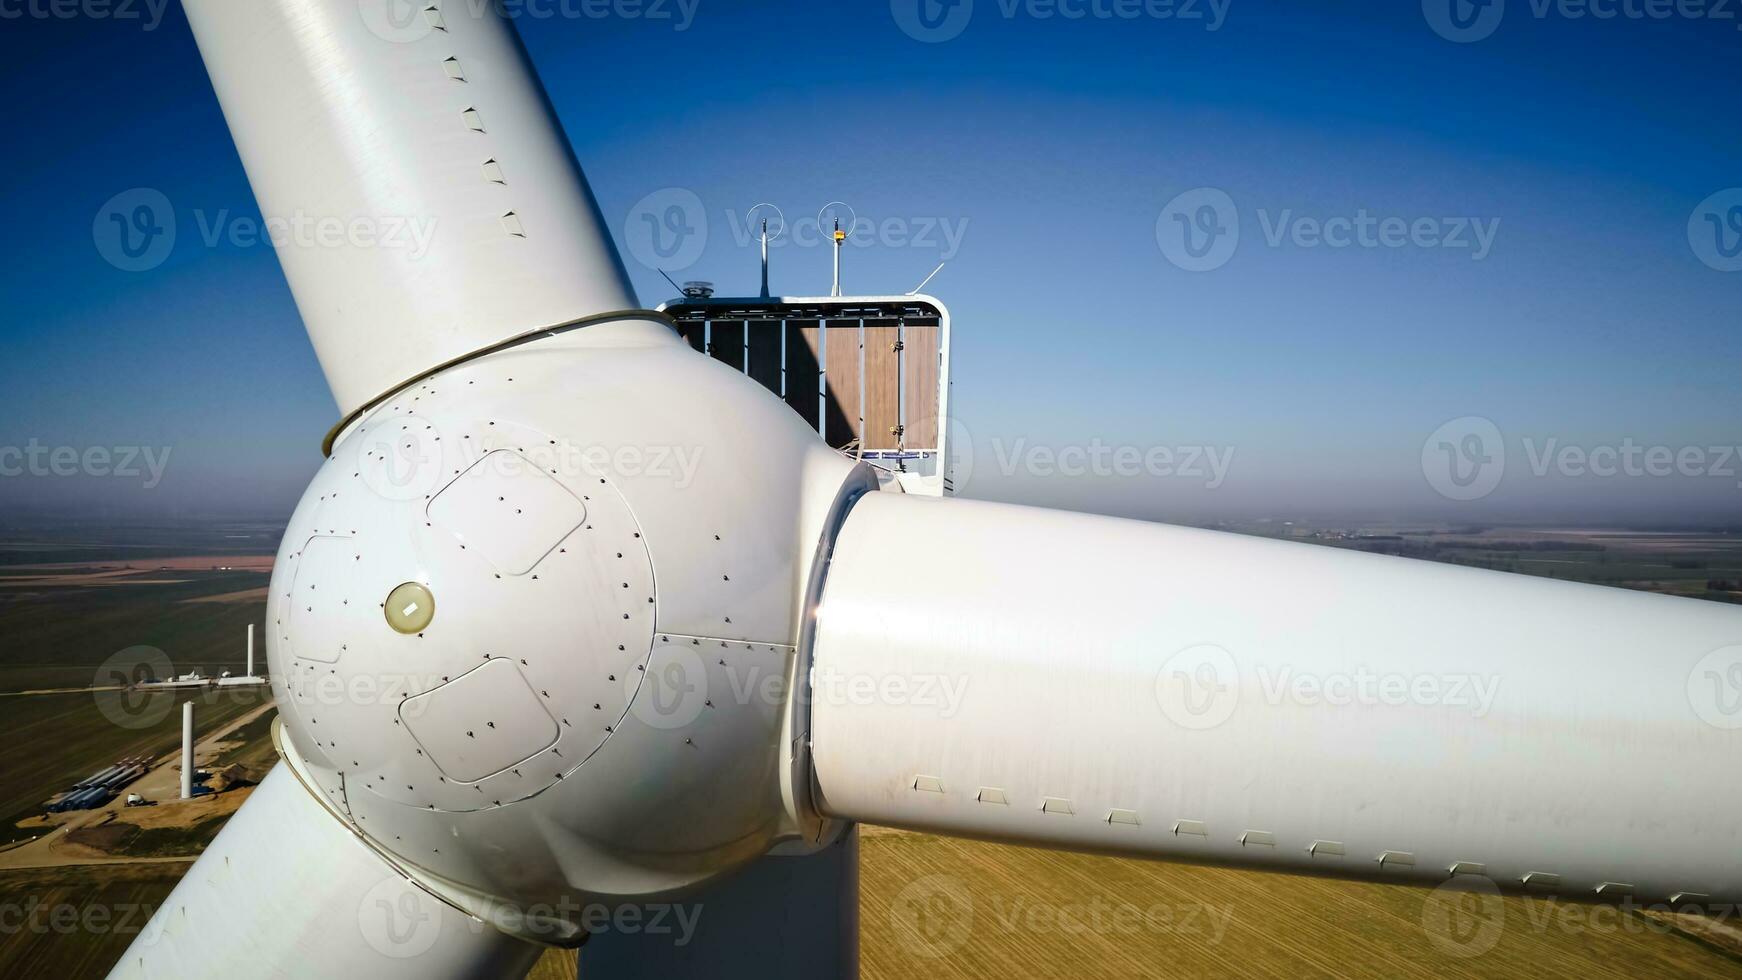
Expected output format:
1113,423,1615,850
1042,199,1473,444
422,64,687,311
760,219,770,298
831,214,844,297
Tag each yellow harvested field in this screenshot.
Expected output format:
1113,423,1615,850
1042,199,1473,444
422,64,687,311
857,830,1742,980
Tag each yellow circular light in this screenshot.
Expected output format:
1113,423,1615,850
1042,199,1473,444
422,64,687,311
385,582,435,634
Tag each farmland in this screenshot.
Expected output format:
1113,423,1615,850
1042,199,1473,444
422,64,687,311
2,519,1741,977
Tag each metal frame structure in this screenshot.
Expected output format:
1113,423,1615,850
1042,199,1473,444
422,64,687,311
657,296,953,495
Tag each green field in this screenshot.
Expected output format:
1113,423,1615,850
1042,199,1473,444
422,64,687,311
0,688,270,845
0,571,268,693
0,864,187,978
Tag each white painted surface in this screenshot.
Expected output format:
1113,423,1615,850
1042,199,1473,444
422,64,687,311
263,320,867,938
399,657,561,783
110,765,541,979
179,701,194,800
810,492,1742,905
181,0,637,416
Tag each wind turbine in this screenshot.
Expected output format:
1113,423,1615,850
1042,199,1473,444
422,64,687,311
114,2,1741,977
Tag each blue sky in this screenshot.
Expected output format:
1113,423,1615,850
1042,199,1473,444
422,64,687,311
2,0,1739,524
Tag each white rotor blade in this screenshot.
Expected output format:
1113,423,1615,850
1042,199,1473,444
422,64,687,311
110,764,540,979
809,493,1742,906
183,0,637,417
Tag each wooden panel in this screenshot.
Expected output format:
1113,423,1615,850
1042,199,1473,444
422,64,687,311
784,320,822,430
708,320,744,370
903,324,941,448
747,320,782,395
863,322,902,451
823,320,862,449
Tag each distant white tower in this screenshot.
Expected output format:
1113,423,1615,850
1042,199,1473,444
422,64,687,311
180,701,195,799
246,623,255,679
